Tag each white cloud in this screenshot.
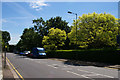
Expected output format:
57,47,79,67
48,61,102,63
29,1,49,11
2,19,7,23
9,34,21,45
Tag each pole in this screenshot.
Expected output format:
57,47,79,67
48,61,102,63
67,11,77,49
76,14,77,49
4,45,7,68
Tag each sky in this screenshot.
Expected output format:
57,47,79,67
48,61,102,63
1,1,119,45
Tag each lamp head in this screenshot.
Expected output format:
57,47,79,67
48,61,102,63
68,11,72,14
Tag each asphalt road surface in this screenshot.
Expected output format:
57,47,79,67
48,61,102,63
6,53,119,80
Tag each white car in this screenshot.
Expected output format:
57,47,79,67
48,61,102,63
24,51,31,56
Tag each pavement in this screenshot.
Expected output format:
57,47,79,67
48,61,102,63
2,52,15,80
0,53,3,80
6,52,120,80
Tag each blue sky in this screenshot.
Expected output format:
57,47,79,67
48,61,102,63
2,2,118,45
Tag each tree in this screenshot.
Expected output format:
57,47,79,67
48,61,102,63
32,17,47,36
68,12,119,48
16,28,42,51
0,31,11,51
2,31,11,43
32,16,71,49
46,16,71,33
32,16,71,35
42,28,67,50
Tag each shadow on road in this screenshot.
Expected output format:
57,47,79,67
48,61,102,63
63,59,117,68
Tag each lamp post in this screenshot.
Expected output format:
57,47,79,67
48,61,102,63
68,11,77,49
4,44,7,68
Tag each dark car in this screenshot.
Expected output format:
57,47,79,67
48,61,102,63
30,47,46,58
19,52,25,55
14,51,19,54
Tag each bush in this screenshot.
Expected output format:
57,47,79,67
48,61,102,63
46,49,120,64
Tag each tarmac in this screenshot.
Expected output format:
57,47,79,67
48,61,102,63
1,54,120,80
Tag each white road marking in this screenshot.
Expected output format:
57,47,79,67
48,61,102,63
47,65,58,69
62,68,72,70
78,69,90,73
78,69,114,78
15,55,115,79
67,71,95,80
63,65,67,67
82,74,101,77
52,64,58,65
67,65,75,67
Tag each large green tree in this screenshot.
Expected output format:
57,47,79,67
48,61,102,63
32,16,71,49
16,28,42,51
42,28,67,50
68,12,119,48
32,16,71,35
46,16,71,33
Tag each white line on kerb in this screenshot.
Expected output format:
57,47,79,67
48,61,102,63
78,69,114,78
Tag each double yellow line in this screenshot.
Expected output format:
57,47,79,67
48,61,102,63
6,57,24,80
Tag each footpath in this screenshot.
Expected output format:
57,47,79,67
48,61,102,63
0,54,2,80
1,53,17,80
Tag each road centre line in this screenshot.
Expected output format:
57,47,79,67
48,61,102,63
6,57,24,80
52,64,58,65
20,57,115,78
78,69,114,78
36,61,113,78
78,69,93,73
61,68,72,70
67,71,95,80
47,65,58,69
82,73,101,76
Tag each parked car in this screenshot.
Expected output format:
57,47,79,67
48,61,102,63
24,51,31,56
13,49,19,54
14,51,19,54
19,52,25,55
30,47,46,58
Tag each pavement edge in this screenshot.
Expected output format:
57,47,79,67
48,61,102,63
6,57,20,79
0,54,3,80
6,57,24,80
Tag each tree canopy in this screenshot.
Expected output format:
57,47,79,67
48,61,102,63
17,16,71,51
0,30,11,51
2,31,11,44
32,16,71,36
16,28,42,51
68,12,119,48
42,28,67,50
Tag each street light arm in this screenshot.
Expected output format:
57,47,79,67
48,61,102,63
68,11,77,15
68,11,72,14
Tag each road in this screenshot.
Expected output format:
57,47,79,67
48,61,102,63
6,52,119,80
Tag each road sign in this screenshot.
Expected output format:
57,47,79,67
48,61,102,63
5,46,7,48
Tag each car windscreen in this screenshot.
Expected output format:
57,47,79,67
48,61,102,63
38,50,45,53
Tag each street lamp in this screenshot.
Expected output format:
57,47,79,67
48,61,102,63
68,11,77,49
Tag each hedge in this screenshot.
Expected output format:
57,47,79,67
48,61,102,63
46,48,120,64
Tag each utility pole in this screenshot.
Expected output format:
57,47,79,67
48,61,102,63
68,11,78,49
4,45,7,68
